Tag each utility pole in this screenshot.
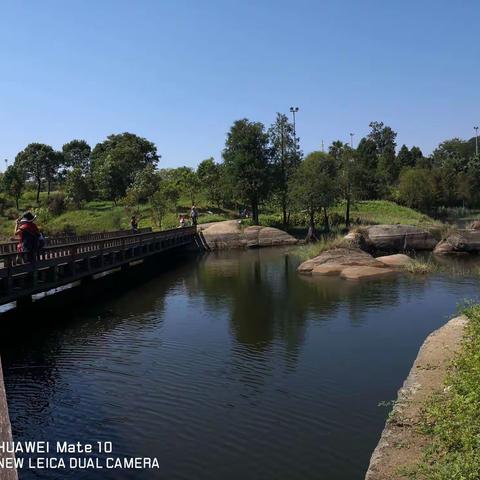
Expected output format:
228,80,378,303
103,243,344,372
321,140,324,152
475,126,479,156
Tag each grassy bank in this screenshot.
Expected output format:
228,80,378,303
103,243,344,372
410,304,480,479
0,194,440,240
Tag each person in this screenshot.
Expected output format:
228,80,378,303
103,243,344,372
190,206,198,226
130,215,139,233
179,214,186,228
14,211,41,263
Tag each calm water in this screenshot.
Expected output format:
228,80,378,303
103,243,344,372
1,248,479,480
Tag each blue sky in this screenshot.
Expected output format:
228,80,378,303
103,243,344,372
0,0,479,169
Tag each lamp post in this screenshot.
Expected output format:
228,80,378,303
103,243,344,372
289,106,299,140
349,133,355,148
475,126,479,157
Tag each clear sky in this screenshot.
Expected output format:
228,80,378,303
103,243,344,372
0,0,479,169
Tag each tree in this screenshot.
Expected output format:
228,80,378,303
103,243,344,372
125,165,160,204
197,158,224,208
268,113,301,226
367,121,398,185
355,137,379,198
410,146,424,166
329,141,356,227
62,140,91,173
44,150,64,197
223,119,271,224
64,167,91,208
398,168,435,211
396,145,413,171
289,152,338,240
15,143,54,203
150,184,175,229
2,165,25,209
91,132,159,202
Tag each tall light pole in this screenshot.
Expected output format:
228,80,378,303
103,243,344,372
289,106,299,141
349,133,355,148
475,126,479,156
4,159,7,170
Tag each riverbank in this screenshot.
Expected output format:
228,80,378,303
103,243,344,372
365,314,469,479
0,357,17,479
0,198,439,239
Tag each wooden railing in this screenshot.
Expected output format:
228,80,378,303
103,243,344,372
0,227,152,255
0,226,197,306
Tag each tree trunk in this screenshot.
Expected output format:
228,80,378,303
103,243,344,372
305,209,318,243
47,179,51,198
345,194,351,229
323,207,330,232
251,201,259,225
15,197,19,210
36,180,41,204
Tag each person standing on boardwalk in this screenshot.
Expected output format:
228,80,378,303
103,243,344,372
130,215,139,233
14,211,41,263
190,206,198,226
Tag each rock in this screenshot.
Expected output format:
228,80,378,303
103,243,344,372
340,266,397,280
297,247,386,274
247,226,298,248
376,254,412,267
444,231,480,252
365,225,437,252
469,220,480,230
343,230,369,251
199,220,298,250
433,239,456,255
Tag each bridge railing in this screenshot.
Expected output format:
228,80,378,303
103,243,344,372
0,226,197,275
0,227,153,256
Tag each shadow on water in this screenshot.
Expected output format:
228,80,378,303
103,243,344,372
1,246,479,480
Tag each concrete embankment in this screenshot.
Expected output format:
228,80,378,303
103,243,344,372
364,315,467,480
0,358,17,480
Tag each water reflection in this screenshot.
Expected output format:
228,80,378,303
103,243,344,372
0,247,479,480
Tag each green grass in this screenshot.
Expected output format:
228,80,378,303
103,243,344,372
331,200,440,227
0,192,440,241
408,304,480,479
402,258,437,275
293,234,347,260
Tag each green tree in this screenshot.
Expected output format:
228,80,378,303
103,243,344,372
2,165,25,209
197,158,224,208
223,119,271,225
62,139,91,173
355,137,379,198
64,167,91,208
15,143,55,203
329,141,357,227
125,165,160,204
367,121,398,185
45,150,64,197
396,144,413,171
289,151,338,239
398,168,436,211
91,132,159,202
268,113,301,226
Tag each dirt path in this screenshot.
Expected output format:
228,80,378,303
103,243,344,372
364,315,468,480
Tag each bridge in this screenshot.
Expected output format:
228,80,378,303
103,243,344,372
0,226,197,308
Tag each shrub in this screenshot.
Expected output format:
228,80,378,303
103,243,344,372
47,193,67,215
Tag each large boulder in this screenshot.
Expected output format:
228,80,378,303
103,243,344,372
469,220,480,230
364,225,437,252
434,230,480,254
376,254,413,268
199,220,298,250
340,266,396,280
297,247,386,274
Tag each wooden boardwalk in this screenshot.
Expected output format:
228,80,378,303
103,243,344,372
0,226,197,307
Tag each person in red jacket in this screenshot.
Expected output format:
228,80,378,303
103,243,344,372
14,211,40,263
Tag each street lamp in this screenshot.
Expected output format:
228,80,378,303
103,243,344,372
349,133,355,148
475,126,479,157
289,107,299,139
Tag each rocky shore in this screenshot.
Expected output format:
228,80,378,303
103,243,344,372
197,220,298,250
364,315,467,480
